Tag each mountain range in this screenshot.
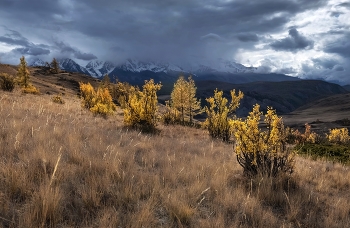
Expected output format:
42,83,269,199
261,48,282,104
29,57,301,86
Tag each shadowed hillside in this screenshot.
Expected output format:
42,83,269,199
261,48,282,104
196,80,347,116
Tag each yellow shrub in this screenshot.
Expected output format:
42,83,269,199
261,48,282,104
52,94,65,104
203,89,243,141
79,82,96,109
90,87,116,116
231,105,294,177
124,79,161,130
79,82,116,116
162,100,182,125
22,84,40,94
327,128,350,144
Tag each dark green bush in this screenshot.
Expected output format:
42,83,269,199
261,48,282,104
0,73,15,92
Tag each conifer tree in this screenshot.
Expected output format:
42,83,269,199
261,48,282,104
186,76,202,124
100,74,111,89
50,58,60,74
17,56,30,88
171,76,188,124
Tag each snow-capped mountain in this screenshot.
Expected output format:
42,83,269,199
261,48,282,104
187,59,257,74
86,60,116,78
29,57,257,79
29,58,90,75
29,58,46,67
218,60,257,73
116,59,184,73
58,58,90,75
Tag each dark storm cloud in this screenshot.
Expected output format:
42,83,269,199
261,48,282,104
0,29,51,56
236,33,259,42
338,2,350,8
0,0,328,63
312,57,339,69
0,29,31,47
324,37,350,58
53,41,97,60
73,52,97,61
14,47,50,56
270,28,314,51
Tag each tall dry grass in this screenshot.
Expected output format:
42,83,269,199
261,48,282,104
0,90,349,227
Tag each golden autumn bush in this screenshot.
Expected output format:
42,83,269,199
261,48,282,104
327,128,350,144
79,82,116,116
110,81,137,108
231,105,295,177
124,79,161,131
203,88,243,141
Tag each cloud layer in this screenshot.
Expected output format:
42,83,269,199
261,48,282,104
0,0,349,84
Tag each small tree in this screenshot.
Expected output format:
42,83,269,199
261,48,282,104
171,76,188,124
186,76,202,124
169,76,202,125
100,74,111,89
124,79,162,131
203,89,243,141
17,56,39,94
17,56,30,88
50,58,60,74
231,105,295,177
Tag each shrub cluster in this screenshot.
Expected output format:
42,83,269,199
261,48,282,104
231,105,295,177
123,79,161,131
52,94,65,104
203,89,243,141
327,127,350,144
79,82,116,116
0,73,15,91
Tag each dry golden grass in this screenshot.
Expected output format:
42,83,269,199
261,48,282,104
0,90,350,227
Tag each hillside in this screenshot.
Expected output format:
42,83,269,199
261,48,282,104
1,63,350,227
282,93,350,132
343,84,350,92
195,80,348,116
1,84,350,227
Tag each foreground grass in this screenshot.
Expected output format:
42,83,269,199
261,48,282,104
0,91,350,227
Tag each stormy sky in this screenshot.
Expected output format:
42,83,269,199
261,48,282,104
0,0,349,84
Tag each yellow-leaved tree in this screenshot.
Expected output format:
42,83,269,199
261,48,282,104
110,81,137,108
169,76,202,125
231,105,294,177
17,56,39,94
203,89,243,141
187,76,202,124
170,76,188,124
124,79,162,130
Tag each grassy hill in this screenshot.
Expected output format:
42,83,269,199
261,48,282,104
0,64,350,227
